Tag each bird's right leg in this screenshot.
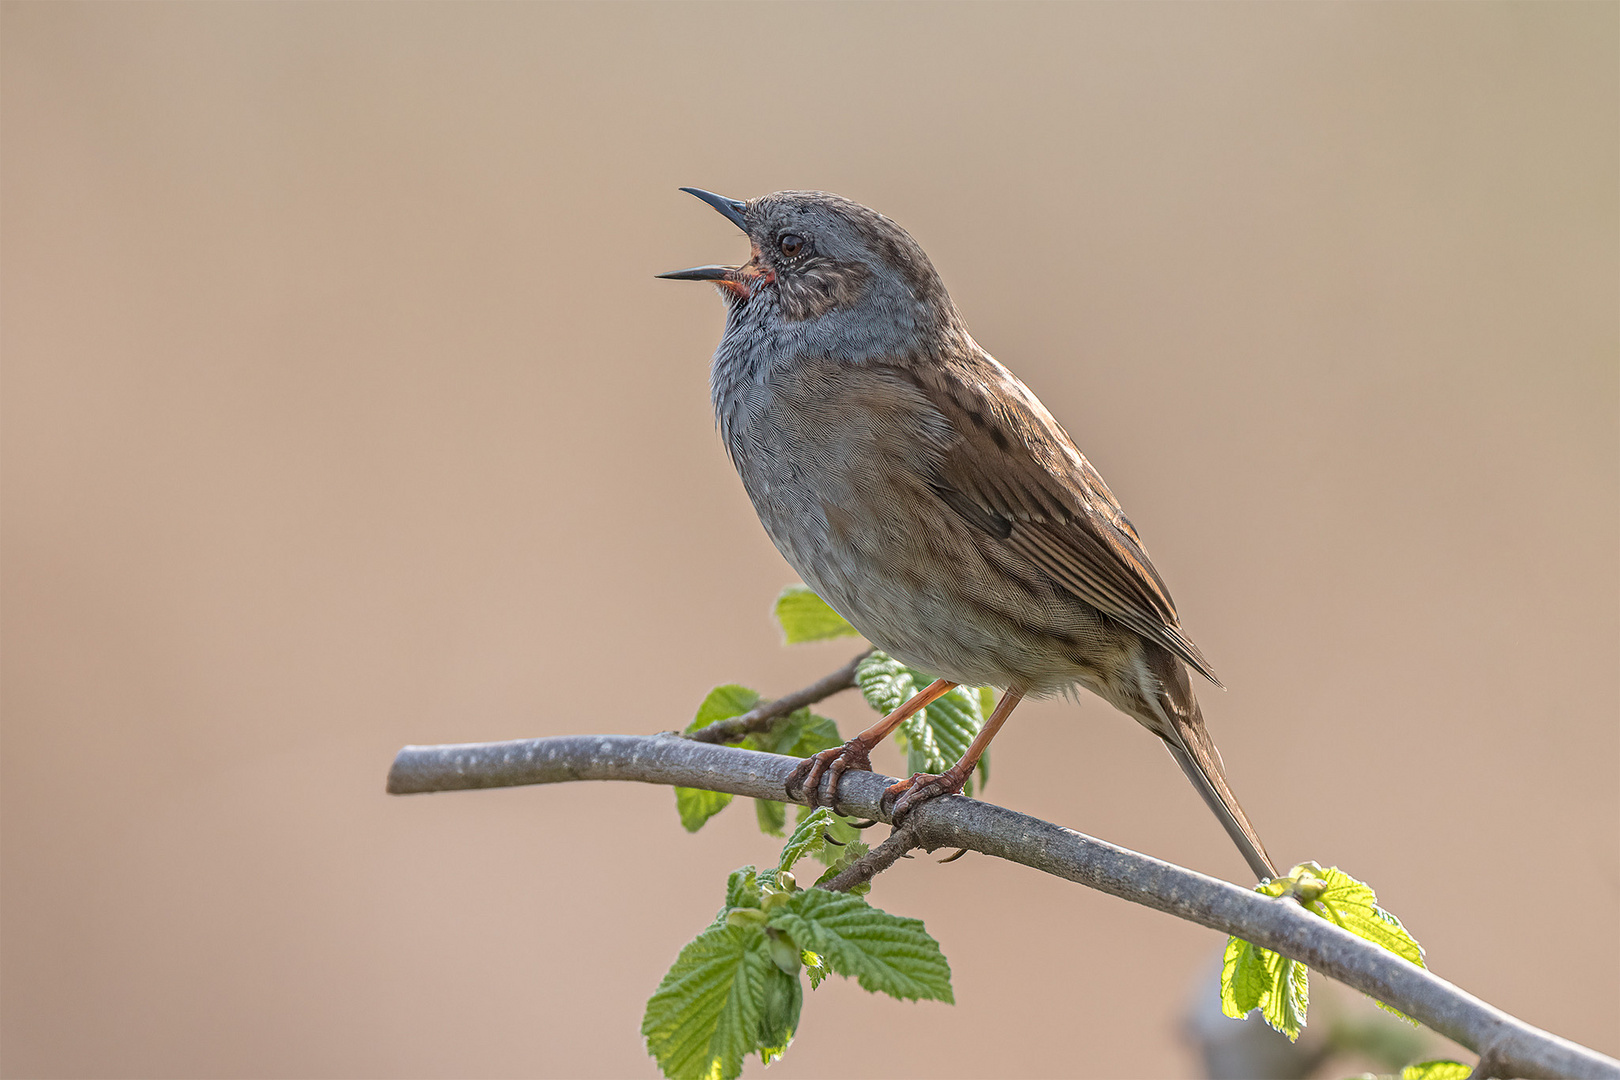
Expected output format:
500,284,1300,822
786,678,958,810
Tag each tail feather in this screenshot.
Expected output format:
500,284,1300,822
1163,728,1278,882
1139,643,1278,881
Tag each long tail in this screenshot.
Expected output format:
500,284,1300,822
1142,646,1278,882
1163,717,1278,882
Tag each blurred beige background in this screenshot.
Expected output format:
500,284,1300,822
3,4,1615,1078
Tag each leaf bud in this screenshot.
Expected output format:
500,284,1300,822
725,908,767,929
765,929,802,975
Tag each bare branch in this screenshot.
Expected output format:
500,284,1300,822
386,734,1619,1080
683,649,872,744
820,824,919,893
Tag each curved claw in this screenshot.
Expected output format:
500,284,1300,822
785,739,874,810
881,770,967,828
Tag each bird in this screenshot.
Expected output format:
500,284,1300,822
660,187,1277,882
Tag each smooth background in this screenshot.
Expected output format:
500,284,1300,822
3,4,1615,1077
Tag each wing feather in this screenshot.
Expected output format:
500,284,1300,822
894,354,1222,686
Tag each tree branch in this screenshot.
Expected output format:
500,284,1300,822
386,734,1619,1080
683,649,872,744
820,824,919,893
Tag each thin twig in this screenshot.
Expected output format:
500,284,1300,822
820,825,920,893
386,735,1619,1080
683,649,872,744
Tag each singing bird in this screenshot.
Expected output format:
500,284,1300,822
662,187,1277,881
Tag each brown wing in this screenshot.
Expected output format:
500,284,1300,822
898,352,1222,686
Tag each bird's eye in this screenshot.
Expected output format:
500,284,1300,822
778,234,805,257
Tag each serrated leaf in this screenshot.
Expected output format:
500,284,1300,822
788,803,866,867
778,807,839,873
855,651,918,716
855,651,991,796
768,888,952,1003
1262,952,1308,1042
1221,934,1306,1040
774,584,860,644
707,938,771,1080
724,867,762,912
801,949,828,990
1300,865,1425,968
676,787,734,833
1284,863,1423,1023
1220,936,1268,1019
642,923,758,1080
1402,1062,1473,1080
812,840,872,896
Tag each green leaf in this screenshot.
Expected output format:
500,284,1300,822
1221,864,1426,1044
778,808,840,873
781,803,866,867
1220,929,1307,1040
768,888,953,1003
1297,864,1424,968
855,651,919,715
1291,863,1424,1022
675,787,734,833
724,867,762,912
1263,952,1308,1042
801,948,828,990
754,949,801,1065
1402,1062,1473,1080
812,840,872,896
856,652,992,795
755,709,842,758
1220,936,1269,1020
673,686,766,832
648,868,806,1080
687,685,764,732
774,584,859,644
641,923,759,1080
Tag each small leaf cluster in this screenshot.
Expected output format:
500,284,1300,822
642,834,953,1080
645,587,979,1079
1222,863,1426,1041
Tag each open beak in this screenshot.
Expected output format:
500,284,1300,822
658,188,752,283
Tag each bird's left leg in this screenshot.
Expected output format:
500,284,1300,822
884,688,1025,826
787,678,958,810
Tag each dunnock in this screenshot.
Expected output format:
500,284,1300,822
662,188,1276,881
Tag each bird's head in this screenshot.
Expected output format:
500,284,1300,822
660,188,960,347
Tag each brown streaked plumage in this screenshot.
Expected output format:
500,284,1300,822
660,187,1277,881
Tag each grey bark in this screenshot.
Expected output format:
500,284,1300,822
387,733,1619,1080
